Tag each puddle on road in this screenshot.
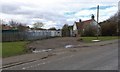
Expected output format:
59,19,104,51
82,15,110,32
65,45,74,48
32,48,53,53
33,44,76,53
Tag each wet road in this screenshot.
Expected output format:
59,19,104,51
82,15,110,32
3,43,118,70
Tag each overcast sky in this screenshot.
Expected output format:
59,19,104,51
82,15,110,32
0,0,119,29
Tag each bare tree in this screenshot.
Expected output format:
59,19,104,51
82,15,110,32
0,19,5,25
9,20,28,31
9,20,20,29
33,22,44,29
17,24,29,31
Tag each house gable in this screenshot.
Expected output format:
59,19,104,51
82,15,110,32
73,22,77,31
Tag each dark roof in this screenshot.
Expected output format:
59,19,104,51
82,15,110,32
82,19,93,24
75,22,82,30
1,25,12,30
75,19,94,30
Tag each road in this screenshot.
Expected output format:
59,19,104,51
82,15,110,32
3,42,118,70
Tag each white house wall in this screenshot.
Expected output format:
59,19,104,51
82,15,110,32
73,23,78,36
73,23,77,31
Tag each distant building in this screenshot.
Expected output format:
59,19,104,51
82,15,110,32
73,15,101,36
1,24,12,30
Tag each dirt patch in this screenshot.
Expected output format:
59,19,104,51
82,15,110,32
26,37,84,50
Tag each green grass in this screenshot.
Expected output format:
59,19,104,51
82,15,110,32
79,36,118,43
0,43,2,57
2,41,28,58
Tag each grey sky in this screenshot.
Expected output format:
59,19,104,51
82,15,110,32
0,0,119,29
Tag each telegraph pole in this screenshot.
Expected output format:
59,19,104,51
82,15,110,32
97,5,99,39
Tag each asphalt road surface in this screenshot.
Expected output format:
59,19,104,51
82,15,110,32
3,42,118,70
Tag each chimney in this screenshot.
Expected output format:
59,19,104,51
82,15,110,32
91,14,95,20
79,19,82,22
74,21,77,23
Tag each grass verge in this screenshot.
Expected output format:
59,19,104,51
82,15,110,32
0,43,2,57
2,41,28,58
78,36,118,43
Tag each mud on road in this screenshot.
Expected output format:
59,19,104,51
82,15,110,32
26,37,84,50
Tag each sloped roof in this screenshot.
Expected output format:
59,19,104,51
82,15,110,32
1,25,12,30
82,19,93,24
75,19,94,30
75,22,82,30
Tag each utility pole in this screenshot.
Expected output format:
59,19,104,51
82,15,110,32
97,5,99,39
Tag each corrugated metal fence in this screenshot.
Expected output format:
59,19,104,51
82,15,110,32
2,30,61,42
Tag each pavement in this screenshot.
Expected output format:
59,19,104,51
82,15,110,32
1,38,118,70
2,40,118,70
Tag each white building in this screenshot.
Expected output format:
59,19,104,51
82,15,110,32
73,15,101,36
